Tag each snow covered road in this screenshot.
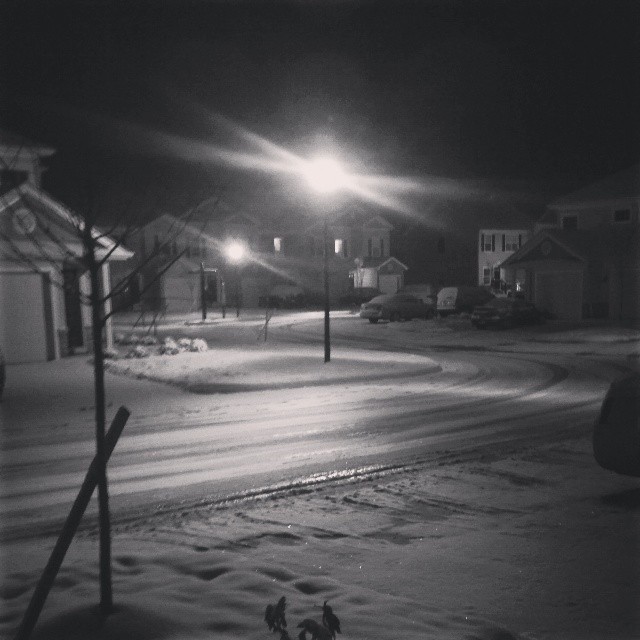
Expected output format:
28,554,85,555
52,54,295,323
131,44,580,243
1,333,626,540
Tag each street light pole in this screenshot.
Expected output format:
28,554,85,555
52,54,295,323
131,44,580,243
303,155,347,364
200,261,207,321
323,218,331,363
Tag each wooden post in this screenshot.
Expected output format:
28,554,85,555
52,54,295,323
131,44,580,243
14,406,130,640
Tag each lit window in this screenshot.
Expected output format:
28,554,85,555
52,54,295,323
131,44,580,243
274,237,282,253
335,238,344,255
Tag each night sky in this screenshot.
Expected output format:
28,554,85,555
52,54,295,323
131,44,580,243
2,0,639,224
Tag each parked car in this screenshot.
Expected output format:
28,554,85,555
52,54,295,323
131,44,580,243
470,297,545,328
593,373,640,477
338,287,381,308
398,284,437,316
360,293,432,323
437,286,494,316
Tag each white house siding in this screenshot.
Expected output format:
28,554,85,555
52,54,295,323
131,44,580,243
357,268,379,289
478,229,531,286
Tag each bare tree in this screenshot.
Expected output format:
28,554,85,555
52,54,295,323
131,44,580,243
0,149,222,616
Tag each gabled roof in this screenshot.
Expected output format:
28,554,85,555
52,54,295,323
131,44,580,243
0,183,132,261
549,163,640,207
357,256,408,271
502,226,639,269
501,230,585,267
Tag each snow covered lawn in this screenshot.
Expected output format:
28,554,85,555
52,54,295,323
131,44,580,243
104,345,439,393
2,436,638,640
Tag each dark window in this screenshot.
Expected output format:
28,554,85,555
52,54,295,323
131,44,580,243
368,238,372,256
437,237,445,253
562,215,578,230
614,209,631,223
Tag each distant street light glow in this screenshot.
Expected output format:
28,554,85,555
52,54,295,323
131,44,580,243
304,157,347,194
225,240,245,263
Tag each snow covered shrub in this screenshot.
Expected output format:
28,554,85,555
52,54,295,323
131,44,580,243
125,345,150,358
141,335,158,346
159,337,179,355
178,337,192,349
103,348,120,360
114,332,126,345
189,338,208,352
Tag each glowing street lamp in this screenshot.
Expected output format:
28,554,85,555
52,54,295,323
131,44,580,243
224,240,246,317
304,156,347,363
225,240,246,264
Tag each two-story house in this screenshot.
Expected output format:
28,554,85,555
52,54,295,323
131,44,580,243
117,198,406,313
0,130,132,363
501,164,640,322
477,228,531,291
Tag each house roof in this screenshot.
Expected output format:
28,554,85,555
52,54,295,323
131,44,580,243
357,256,408,271
549,163,640,207
501,227,638,268
0,183,133,261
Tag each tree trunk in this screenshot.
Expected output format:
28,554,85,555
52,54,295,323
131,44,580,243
87,236,113,615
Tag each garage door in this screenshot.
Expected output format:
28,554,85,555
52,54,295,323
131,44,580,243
378,274,401,295
535,271,582,321
0,272,54,363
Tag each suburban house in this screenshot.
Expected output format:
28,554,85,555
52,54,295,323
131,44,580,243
501,164,640,322
0,131,132,363
116,199,406,313
478,228,532,291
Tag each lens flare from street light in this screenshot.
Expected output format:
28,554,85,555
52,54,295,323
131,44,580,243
225,240,245,263
304,157,347,193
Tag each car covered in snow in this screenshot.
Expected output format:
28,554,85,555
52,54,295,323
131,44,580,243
470,297,545,329
360,293,432,323
437,286,494,317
